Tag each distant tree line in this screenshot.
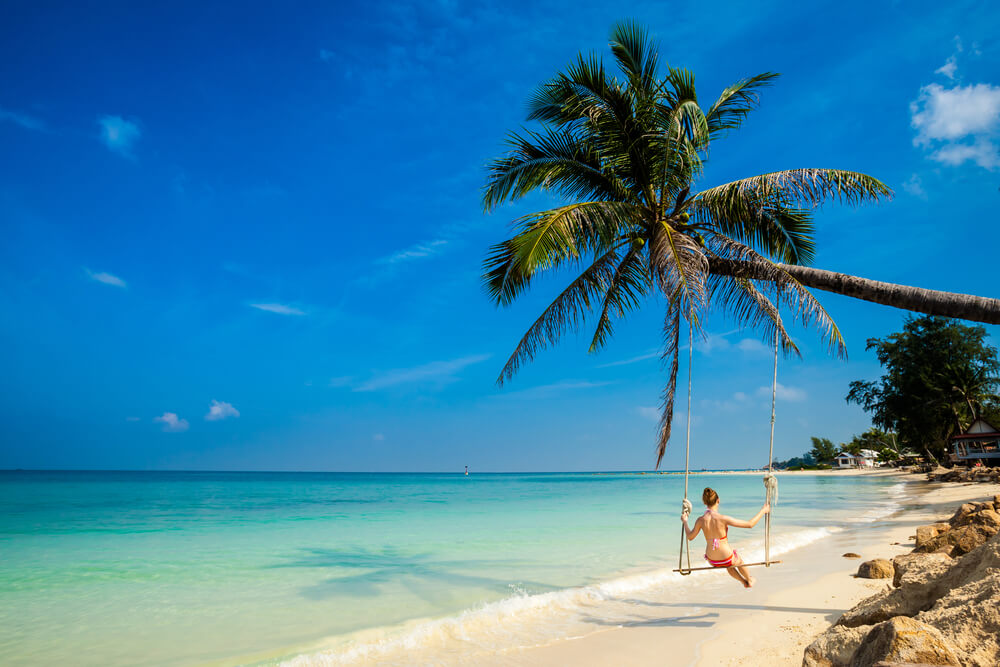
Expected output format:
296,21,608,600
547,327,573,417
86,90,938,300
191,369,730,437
772,316,999,470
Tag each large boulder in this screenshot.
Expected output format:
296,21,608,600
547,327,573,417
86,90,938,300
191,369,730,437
891,552,952,588
857,559,894,579
802,624,873,667
968,508,1000,531
848,616,961,666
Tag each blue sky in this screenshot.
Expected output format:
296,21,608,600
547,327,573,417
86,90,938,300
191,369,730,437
1,0,998,471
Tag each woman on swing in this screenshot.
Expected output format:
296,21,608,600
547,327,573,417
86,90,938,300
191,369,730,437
682,487,770,588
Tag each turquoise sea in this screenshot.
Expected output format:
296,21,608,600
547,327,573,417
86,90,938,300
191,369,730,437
0,471,906,666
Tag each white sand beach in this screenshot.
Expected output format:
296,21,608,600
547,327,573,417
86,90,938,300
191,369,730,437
476,472,999,667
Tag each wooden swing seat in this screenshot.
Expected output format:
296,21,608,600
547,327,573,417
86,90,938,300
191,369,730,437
673,559,782,573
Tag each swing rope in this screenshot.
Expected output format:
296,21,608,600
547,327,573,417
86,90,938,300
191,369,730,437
763,326,779,567
678,308,694,576
677,318,781,574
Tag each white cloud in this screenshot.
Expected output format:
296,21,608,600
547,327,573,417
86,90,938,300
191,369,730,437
249,302,305,316
636,406,660,422
935,56,957,80
85,269,127,288
756,382,807,402
205,400,239,421
154,412,189,432
732,391,748,402
902,174,927,199
377,239,448,264
372,433,385,441
98,115,141,157
910,82,1000,169
931,139,1000,169
0,107,45,131
355,354,490,391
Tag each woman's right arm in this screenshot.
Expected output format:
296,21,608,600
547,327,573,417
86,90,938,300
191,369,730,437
725,503,770,529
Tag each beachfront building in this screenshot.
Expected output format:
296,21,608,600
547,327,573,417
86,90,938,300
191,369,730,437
950,419,1000,467
833,449,878,469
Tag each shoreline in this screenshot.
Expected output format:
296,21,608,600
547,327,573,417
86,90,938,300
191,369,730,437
500,472,998,667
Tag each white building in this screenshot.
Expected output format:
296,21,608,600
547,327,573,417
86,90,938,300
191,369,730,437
833,449,878,469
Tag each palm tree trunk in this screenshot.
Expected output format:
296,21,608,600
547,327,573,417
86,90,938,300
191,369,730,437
708,259,1000,325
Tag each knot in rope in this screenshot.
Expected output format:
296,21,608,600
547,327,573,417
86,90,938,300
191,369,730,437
762,472,778,507
681,497,693,521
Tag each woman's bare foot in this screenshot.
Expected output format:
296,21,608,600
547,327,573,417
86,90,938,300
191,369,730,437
744,576,755,588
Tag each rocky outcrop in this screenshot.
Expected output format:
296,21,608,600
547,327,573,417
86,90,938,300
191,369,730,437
849,616,961,666
805,496,1000,667
857,559,894,579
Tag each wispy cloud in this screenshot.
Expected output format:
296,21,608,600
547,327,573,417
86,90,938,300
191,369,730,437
935,56,957,80
0,106,45,131
249,302,305,316
911,82,1000,169
496,380,612,400
85,268,127,288
377,239,448,264
354,353,490,392
756,382,807,402
98,115,141,158
154,412,189,432
205,400,239,421
597,350,659,368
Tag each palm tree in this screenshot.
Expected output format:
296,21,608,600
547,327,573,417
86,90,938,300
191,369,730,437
482,22,1000,466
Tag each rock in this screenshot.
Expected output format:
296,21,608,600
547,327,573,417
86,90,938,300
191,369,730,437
949,503,976,526
932,522,951,533
849,616,961,666
994,494,1000,505
969,508,1000,531
843,552,862,559
915,571,1000,667
858,559,894,579
915,525,940,548
891,553,953,588
915,524,995,556
803,624,873,667
932,544,957,558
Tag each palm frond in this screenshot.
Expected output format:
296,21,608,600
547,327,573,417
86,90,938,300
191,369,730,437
609,20,659,89
483,128,635,209
655,300,682,469
483,201,644,305
496,245,626,385
588,244,650,353
705,72,780,136
690,187,816,264
706,234,846,358
696,169,893,211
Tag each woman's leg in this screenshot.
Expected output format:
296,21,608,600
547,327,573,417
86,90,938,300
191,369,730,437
725,564,748,586
732,553,754,588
